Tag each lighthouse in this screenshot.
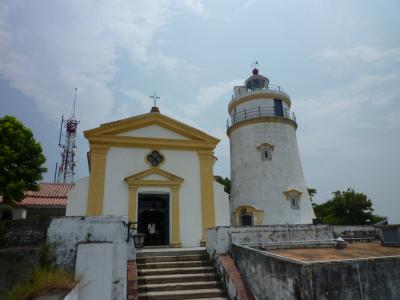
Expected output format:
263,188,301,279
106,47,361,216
227,68,315,225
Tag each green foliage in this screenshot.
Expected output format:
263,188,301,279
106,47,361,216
38,242,55,269
6,266,76,300
314,188,386,225
307,187,317,201
0,115,46,202
215,176,231,194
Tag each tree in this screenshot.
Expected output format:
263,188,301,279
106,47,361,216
307,187,317,201
215,176,231,194
0,116,47,202
313,188,386,225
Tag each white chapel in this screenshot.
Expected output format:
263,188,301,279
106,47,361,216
66,107,231,248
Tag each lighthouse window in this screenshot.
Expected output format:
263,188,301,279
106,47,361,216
262,149,272,161
290,197,300,209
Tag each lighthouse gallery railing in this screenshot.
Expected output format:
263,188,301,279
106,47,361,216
226,107,296,128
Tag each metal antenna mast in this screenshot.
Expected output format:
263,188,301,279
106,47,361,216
55,88,80,184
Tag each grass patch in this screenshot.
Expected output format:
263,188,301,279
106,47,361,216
6,266,76,300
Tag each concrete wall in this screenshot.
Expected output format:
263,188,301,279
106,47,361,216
231,244,400,300
206,225,333,257
333,225,380,239
0,203,26,220
232,244,302,300
0,246,41,296
229,121,315,225
214,181,231,227
214,254,254,300
47,216,130,300
75,243,114,300
0,219,50,247
66,176,89,216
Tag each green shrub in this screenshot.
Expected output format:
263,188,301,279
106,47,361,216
6,266,76,300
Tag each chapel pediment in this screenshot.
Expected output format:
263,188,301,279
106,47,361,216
84,112,219,145
125,167,184,186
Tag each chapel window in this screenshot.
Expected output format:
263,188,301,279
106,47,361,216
146,151,164,167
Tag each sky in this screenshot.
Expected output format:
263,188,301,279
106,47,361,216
0,0,399,223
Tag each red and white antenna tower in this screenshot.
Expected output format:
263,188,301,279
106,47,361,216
54,88,80,184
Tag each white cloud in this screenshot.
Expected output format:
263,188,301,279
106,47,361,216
319,46,400,63
182,79,241,118
296,72,400,159
0,0,204,129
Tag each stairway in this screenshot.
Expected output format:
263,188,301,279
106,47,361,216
136,248,227,300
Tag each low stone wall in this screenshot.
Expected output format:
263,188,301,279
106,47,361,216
231,244,400,300
214,255,254,300
0,246,41,297
333,225,380,239
47,216,131,300
206,225,333,256
0,219,50,247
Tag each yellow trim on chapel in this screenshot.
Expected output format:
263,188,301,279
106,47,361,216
84,112,220,145
198,150,216,246
86,145,109,215
125,167,184,248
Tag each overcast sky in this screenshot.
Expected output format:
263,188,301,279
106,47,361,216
1,1,399,223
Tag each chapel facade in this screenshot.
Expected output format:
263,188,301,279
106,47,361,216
66,108,230,247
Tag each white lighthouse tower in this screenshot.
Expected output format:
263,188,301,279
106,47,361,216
227,67,315,225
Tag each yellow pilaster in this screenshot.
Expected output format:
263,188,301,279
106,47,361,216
198,150,216,246
127,185,138,222
170,185,182,247
87,145,109,215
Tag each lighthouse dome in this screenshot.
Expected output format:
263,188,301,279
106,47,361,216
245,68,270,90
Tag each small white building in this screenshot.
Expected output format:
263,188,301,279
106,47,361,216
227,68,315,225
66,108,230,247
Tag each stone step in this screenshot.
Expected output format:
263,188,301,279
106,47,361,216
137,254,208,264
138,288,225,300
186,298,228,300
138,260,211,269
137,249,206,257
138,266,215,276
138,280,221,292
138,273,218,285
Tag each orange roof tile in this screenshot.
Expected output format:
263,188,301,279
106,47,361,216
0,183,73,207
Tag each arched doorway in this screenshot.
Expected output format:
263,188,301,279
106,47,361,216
138,193,169,246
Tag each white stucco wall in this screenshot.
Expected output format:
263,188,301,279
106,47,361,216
102,147,203,247
47,216,128,300
75,243,113,300
66,176,89,216
214,181,230,226
118,125,189,140
0,204,26,220
229,121,315,224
